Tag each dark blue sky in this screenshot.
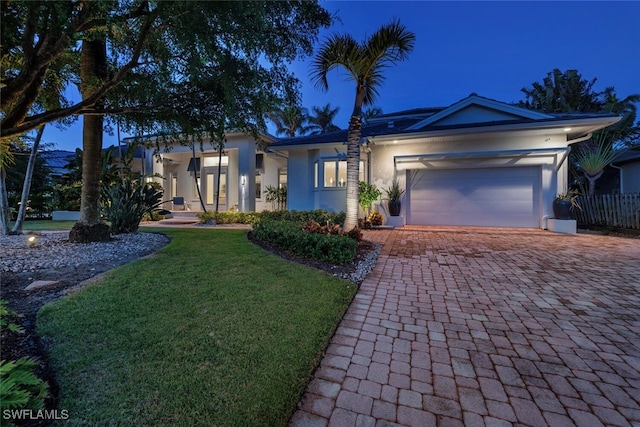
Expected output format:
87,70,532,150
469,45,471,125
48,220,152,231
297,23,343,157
47,1,640,151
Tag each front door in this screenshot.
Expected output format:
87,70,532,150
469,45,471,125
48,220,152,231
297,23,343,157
203,166,227,210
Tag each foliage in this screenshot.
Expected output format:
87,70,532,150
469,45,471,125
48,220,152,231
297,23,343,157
51,149,82,211
0,301,48,414
197,211,258,225
260,209,346,225
3,141,53,218
519,69,609,113
141,211,167,222
253,219,357,264
310,19,415,230
37,229,355,425
2,2,332,140
554,190,581,210
101,179,167,234
197,209,345,226
267,106,312,137
307,103,341,135
384,177,405,201
265,185,287,211
368,210,384,226
362,107,383,124
358,181,381,213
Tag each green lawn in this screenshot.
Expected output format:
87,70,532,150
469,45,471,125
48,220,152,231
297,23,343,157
12,220,76,230
37,228,356,426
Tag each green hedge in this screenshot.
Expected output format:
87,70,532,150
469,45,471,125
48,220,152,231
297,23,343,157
198,209,345,226
197,211,259,224
253,219,356,265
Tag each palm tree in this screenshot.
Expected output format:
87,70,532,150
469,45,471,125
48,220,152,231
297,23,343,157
311,20,415,230
268,106,311,137
362,106,383,124
307,103,341,135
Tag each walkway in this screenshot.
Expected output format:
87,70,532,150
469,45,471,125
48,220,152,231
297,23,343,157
290,227,640,426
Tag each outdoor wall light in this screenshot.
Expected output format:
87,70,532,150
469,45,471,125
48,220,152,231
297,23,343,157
241,175,246,186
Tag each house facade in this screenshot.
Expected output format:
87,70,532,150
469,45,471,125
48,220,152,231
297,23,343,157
270,95,620,229
131,132,287,212
133,95,619,229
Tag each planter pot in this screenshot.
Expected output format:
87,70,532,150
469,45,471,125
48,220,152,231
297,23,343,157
388,200,401,216
552,199,572,220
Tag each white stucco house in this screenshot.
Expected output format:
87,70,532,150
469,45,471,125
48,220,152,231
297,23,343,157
270,94,619,229
127,132,288,213
134,94,619,229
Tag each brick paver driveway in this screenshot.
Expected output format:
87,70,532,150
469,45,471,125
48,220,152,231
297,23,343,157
290,227,640,427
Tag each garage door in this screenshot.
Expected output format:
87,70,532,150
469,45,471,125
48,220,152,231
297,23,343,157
407,167,540,228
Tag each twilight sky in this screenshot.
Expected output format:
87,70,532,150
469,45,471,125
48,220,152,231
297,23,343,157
46,1,640,152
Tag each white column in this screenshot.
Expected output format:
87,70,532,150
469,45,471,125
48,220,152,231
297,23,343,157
237,142,256,212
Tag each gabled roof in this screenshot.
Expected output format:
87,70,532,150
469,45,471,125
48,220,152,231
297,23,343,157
405,94,551,130
270,94,620,149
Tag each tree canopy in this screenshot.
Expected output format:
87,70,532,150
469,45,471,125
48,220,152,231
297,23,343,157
1,1,333,142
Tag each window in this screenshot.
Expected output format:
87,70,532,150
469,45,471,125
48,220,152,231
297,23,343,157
322,160,365,188
203,155,229,167
255,173,262,199
324,162,336,187
206,174,214,204
278,168,287,188
171,174,177,198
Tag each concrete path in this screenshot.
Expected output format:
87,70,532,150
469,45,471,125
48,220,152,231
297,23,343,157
290,227,640,427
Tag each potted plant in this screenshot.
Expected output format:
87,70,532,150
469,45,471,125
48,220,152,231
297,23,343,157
553,190,580,220
385,177,405,216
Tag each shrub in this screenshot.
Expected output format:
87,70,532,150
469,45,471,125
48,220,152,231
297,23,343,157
260,209,345,225
0,301,48,414
368,210,384,226
253,219,357,264
197,211,259,224
359,181,381,214
102,179,168,234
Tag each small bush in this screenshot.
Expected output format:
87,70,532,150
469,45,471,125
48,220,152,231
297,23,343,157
260,209,345,225
197,211,258,224
0,301,48,415
142,211,167,222
368,210,383,226
253,219,356,264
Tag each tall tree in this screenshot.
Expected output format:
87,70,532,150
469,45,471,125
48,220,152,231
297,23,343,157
307,103,341,135
268,106,312,137
11,125,46,234
2,1,332,241
519,69,607,113
520,69,639,195
311,20,415,230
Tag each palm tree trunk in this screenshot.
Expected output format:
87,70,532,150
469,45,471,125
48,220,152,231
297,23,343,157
585,170,603,196
69,38,110,242
12,125,45,234
343,86,366,231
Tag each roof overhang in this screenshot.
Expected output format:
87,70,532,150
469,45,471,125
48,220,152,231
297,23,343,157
370,115,621,146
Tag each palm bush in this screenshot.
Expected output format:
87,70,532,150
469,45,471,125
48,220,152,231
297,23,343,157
102,179,167,234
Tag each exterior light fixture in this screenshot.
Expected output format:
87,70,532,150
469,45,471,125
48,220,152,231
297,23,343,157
27,235,37,247
241,175,246,186
563,128,572,132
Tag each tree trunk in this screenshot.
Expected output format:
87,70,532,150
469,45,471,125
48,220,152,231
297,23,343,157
585,170,603,196
0,165,11,235
11,125,45,234
343,85,366,231
69,38,110,242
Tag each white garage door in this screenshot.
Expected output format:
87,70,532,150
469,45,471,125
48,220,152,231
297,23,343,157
407,167,540,228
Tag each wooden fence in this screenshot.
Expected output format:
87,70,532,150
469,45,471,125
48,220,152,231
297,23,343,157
575,193,640,230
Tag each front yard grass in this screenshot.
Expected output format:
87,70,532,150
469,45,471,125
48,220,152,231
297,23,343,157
37,228,356,426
